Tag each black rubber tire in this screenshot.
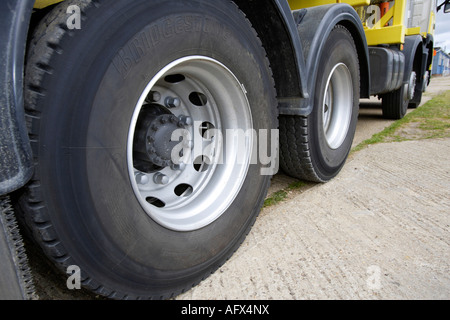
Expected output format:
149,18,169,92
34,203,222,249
279,25,360,183
409,71,425,109
409,61,429,109
408,88,423,109
381,85,407,119
382,67,419,118
381,83,409,119
20,0,276,299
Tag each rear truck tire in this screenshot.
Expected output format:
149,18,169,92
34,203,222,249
409,70,428,109
279,25,360,183
382,71,416,119
19,0,277,299
408,87,423,109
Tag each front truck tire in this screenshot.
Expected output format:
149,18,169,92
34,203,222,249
20,0,277,299
280,26,360,182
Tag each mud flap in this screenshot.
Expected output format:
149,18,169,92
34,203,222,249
0,196,36,300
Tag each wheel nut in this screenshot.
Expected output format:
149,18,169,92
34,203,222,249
179,115,193,126
153,173,169,185
135,173,149,185
165,97,181,108
171,162,186,171
147,91,161,103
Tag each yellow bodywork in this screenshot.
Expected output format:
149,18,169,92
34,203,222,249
35,0,434,47
288,0,434,46
288,0,370,7
363,0,408,46
34,0,64,9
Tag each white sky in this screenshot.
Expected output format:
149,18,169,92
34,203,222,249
434,3,450,52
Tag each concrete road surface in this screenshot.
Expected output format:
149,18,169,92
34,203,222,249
24,77,450,300
177,76,450,300
178,138,450,300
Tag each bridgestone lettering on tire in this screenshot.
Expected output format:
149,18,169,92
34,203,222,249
20,0,276,299
280,25,360,183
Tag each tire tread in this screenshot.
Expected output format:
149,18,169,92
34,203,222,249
279,25,358,183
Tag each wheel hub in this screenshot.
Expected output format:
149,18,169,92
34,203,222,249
133,105,191,171
147,114,186,166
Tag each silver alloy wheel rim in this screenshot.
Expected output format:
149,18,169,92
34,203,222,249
127,56,253,231
322,63,353,150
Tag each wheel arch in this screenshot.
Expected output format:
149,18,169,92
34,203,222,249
299,4,370,98
0,0,35,196
283,3,370,116
409,34,434,90
337,17,371,99
232,0,310,112
425,34,434,72
403,35,425,82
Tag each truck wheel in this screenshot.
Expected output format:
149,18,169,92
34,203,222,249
382,71,416,119
280,25,359,182
409,71,427,109
20,0,276,299
408,89,423,109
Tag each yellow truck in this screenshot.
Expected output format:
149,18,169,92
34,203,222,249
0,0,448,299
291,0,440,118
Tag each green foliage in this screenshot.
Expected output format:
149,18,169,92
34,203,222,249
352,90,450,152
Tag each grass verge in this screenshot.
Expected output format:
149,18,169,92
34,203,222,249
263,180,308,208
352,90,450,153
